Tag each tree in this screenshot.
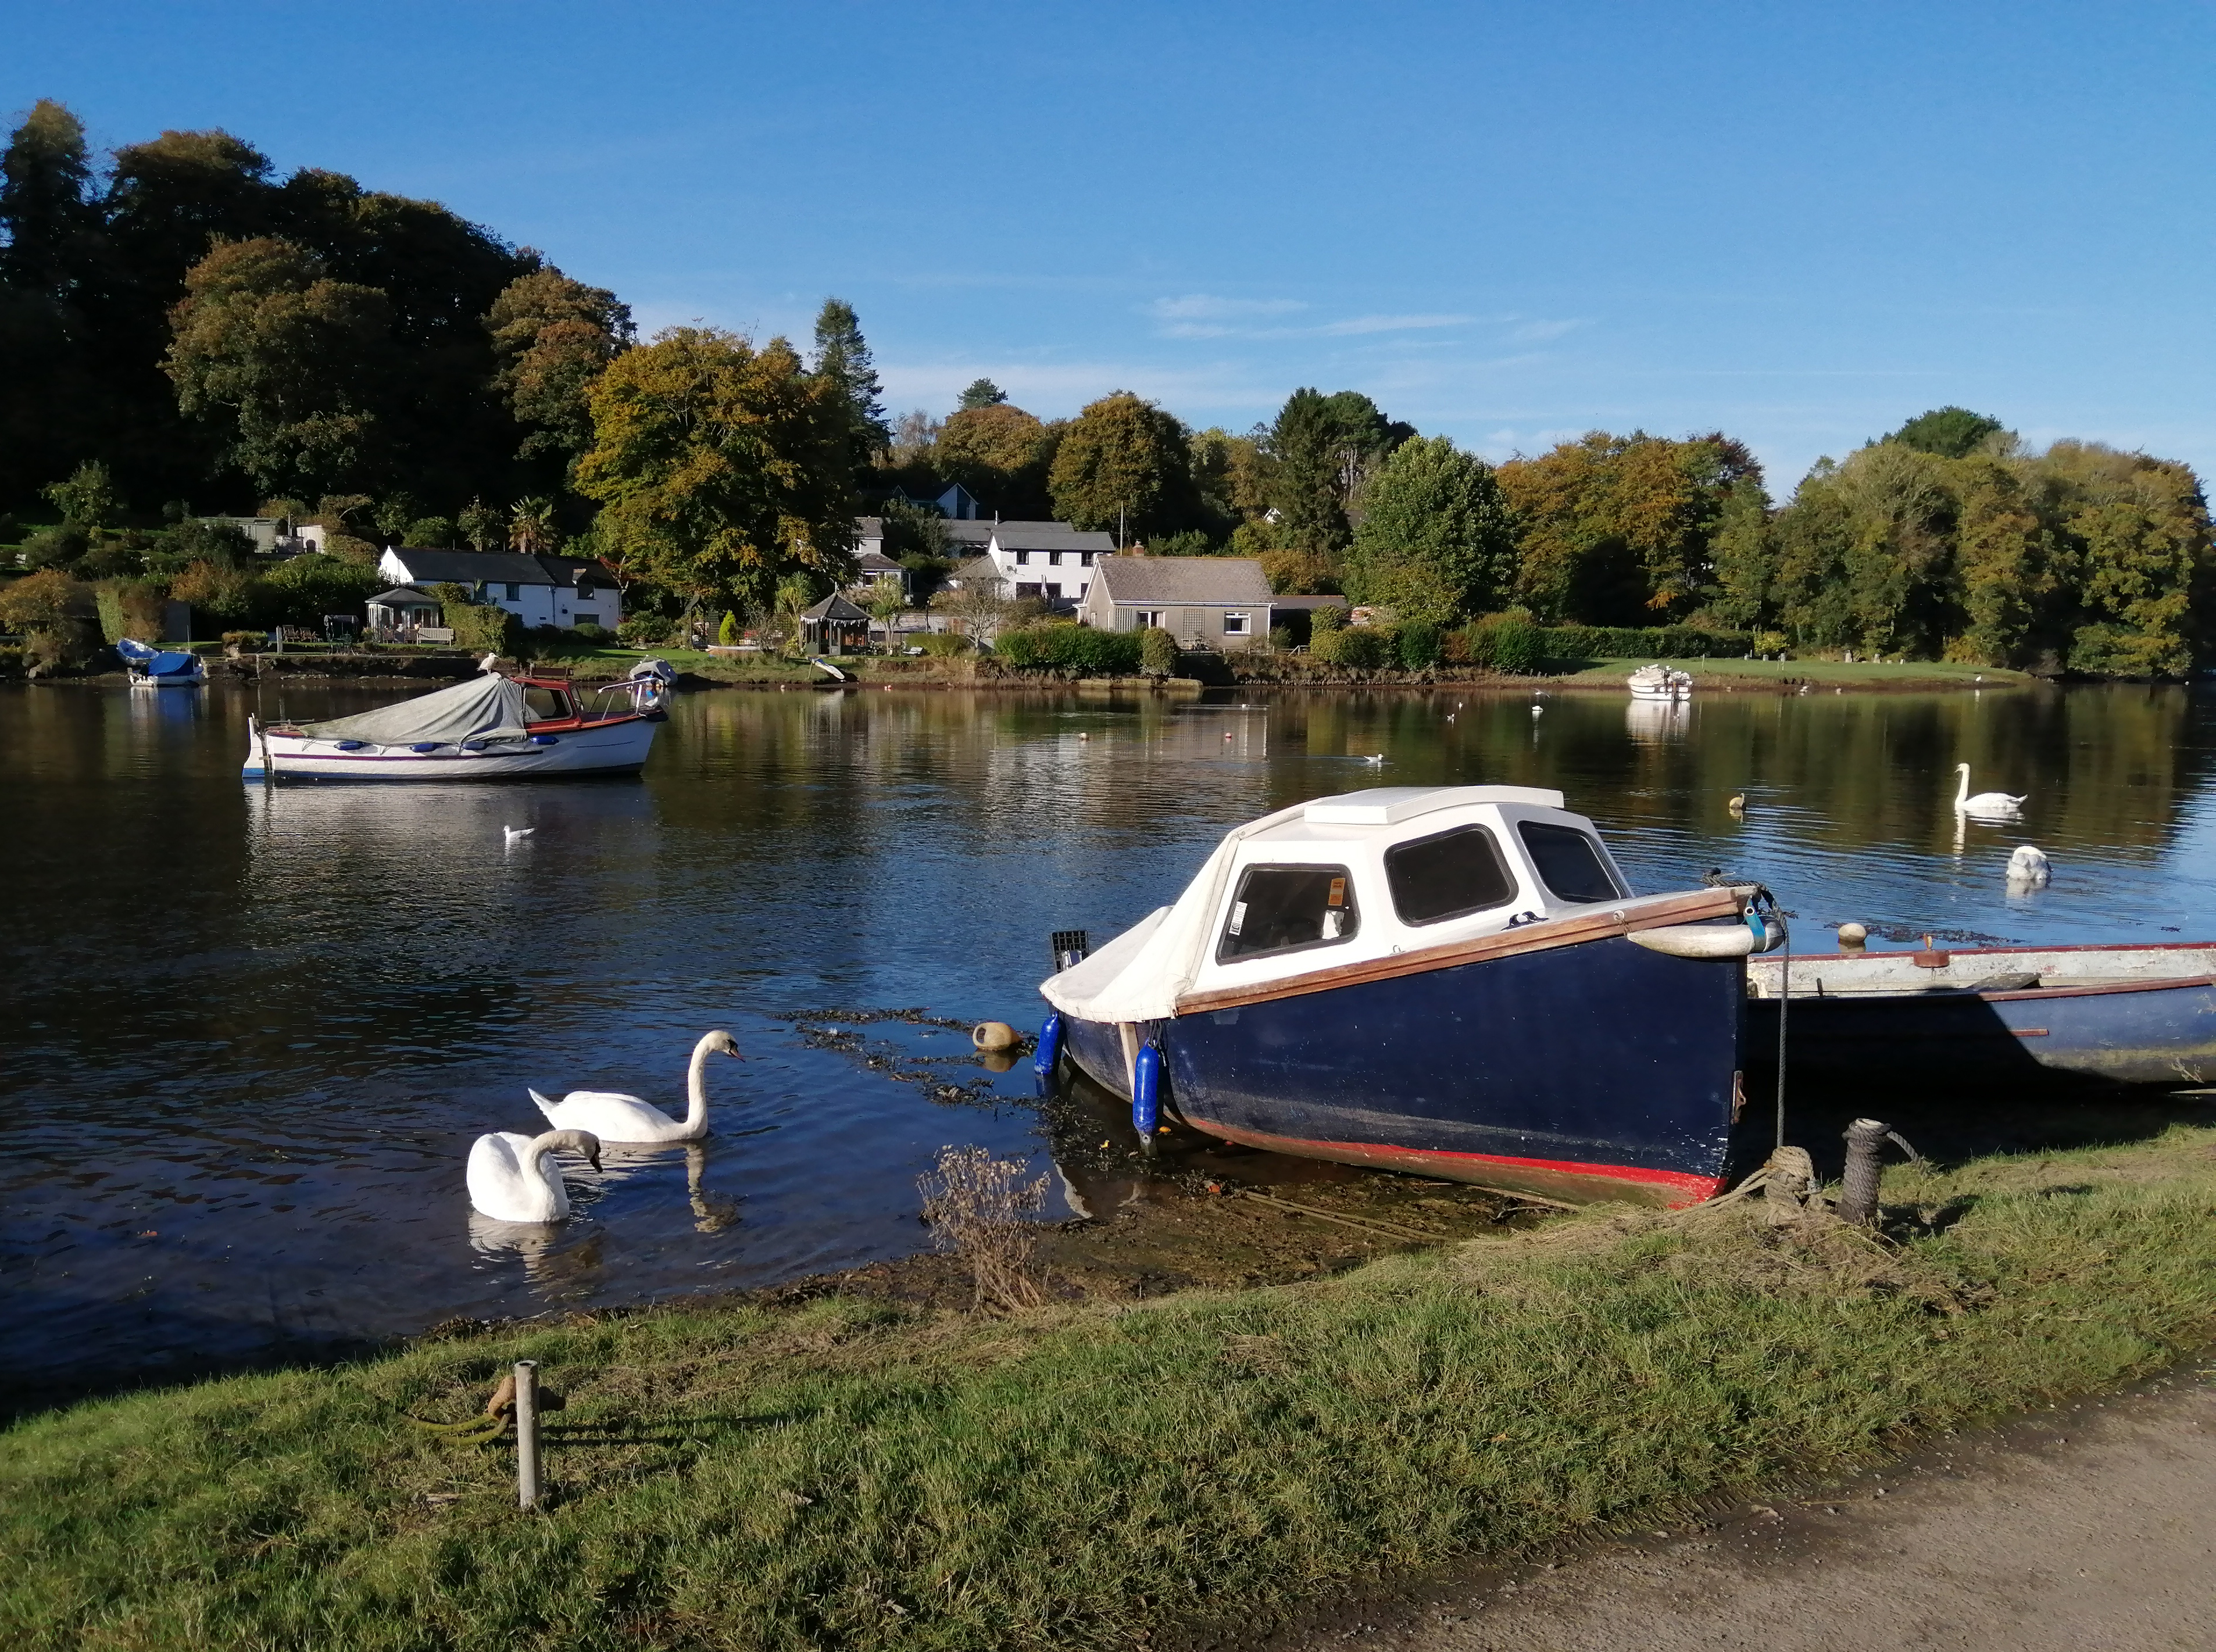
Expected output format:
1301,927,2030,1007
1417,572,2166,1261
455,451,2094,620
572,326,857,614
811,298,890,469
509,495,558,554
1344,437,1517,625
1886,406,2006,460
959,378,1008,409
0,99,103,303
372,491,417,543
1048,391,1192,541
43,460,121,529
1497,431,1764,624
485,265,634,462
163,237,396,497
458,496,501,551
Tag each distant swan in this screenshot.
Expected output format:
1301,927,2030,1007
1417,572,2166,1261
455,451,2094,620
467,1128,601,1223
1954,763,2026,816
1361,753,1385,766
2006,845,2051,885
503,825,534,843
530,1029,742,1143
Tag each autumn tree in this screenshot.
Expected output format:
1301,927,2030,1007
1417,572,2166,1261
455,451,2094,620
1344,437,1518,625
573,326,857,614
485,265,635,462
1497,431,1763,624
43,460,122,530
163,237,396,497
1048,391,1193,542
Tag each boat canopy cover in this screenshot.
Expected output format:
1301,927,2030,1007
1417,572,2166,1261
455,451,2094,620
1040,798,1311,1023
289,673,532,746
117,638,197,676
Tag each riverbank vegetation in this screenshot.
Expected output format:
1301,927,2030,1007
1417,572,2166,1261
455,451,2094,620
3,101,2211,676
6,1128,2216,1650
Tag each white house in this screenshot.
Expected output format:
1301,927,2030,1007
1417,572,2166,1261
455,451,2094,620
1075,556,1274,650
856,515,1118,610
376,548,621,632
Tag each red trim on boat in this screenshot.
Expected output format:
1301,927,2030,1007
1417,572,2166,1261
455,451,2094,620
1183,1118,1725,1207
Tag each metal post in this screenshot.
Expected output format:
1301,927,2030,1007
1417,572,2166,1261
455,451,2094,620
1838,1118,1890,1225
513,1360,542,1510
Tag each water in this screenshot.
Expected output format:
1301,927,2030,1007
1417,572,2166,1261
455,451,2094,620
5,678,2215,1403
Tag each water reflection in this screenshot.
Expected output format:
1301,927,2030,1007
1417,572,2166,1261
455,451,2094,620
6,678,2216,1402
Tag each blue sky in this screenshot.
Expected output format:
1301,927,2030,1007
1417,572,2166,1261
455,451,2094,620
8,2,2215,492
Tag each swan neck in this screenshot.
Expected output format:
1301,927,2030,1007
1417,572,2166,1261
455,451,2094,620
1955,767,1968,803
685,1038,713,1130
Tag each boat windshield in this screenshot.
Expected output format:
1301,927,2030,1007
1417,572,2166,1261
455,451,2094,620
1518,822,1622,903
1384,824,1518,925
522,686,572,721
1217,864,1359,963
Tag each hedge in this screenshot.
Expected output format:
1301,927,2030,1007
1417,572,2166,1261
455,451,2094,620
993,625,1145,675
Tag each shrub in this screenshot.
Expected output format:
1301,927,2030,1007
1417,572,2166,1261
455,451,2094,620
617,615,678,647
93,579,170,643
222,630,269,650
997,625,1145,675
1310,602,1345,635
1140,625,1178,674
572,621,606,640
1467,614,1546,673
429,583,520,653
1268,625,1295,652
1320,626,1392,669
20,523,90,571
918,632,972,656
1753,630,1788,656
719,610,739,646
1398,620,1441,670
261,555,383,630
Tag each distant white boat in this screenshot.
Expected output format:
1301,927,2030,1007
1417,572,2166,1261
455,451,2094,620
116,638,205,688
1627,663,1692,702
242,660,673,783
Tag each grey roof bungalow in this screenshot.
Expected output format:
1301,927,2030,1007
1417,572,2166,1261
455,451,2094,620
1075,556,1275,650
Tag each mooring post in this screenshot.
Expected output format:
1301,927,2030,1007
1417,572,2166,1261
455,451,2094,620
513,1360,542,1510
1838,1117,1892,1225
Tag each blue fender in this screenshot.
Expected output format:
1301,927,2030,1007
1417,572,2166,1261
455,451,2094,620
1032,1013,1061,1096
1133,1043,1162,1143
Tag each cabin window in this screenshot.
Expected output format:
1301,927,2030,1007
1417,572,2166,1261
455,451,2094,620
1217,864,1360,963
1223,613,1250,636
1518,822,1623,903
1384,825,1517,926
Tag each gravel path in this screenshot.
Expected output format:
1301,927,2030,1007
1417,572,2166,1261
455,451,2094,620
1259,1376,2216,1651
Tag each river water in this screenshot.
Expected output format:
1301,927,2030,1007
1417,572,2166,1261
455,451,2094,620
5,678,2215,1404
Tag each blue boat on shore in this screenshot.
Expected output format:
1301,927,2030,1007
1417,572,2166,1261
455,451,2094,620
1039,786,1780,1207
1746,941,2216,1090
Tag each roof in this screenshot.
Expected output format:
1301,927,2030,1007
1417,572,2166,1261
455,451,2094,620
943,520,997,546
799,592,871,621
988,521,1117,553
949,554,1005,586
1086,556,1274,607
383,548,602,588
856,550,905,573
369,585,441,606
1268,593,1352,611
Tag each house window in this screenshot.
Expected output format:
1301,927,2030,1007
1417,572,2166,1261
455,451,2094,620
1045,582,1063,599
1016,549,1031,565
573,609,598,626
1136,609,1165,628
506,583,520,601
1223,613,1250,636
1080,552,1095,566
1049,550,1063,565
1217,864,1360,963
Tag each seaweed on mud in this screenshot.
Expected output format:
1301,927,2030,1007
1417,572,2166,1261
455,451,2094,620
780,1005,1031,1108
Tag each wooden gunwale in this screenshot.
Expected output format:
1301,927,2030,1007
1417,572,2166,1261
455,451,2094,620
1173,885,1749,1017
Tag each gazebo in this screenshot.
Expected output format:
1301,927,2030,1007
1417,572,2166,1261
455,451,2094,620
366,585,442,637
797,592,872,655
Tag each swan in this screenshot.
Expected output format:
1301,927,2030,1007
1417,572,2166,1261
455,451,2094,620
530,1029,742,1143
2006,845,2051,886
1728,792,1746,813
1531,704,1544,717
1361,753,1385,766
1954,763,2026,816
503,825,534,843
467,1128,601,1223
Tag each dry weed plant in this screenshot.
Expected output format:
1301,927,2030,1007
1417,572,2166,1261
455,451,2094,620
917,1145,1051,1311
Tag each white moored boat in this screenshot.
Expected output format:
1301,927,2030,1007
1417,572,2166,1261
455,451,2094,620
242,661,671,782
1627,663,1692,701
116,638,206,688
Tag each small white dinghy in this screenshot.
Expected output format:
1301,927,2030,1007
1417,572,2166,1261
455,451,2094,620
242,660,672,782
1627,663,1692,702
116,638,205,688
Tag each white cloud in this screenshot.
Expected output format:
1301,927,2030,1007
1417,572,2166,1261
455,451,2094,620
1509,317,1585,344
1313,313,1471,337
1148,294,1307,321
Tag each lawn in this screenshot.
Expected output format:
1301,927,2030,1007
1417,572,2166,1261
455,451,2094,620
6,1128,2216,1650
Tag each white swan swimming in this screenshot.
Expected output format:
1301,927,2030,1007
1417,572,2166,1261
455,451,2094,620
2006,845,2052,885
467,1128,601,1223
1954,763,2026,816
529,1029,742,1143
503,825,534,843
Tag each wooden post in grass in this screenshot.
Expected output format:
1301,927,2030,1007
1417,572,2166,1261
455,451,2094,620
514,1360,542,1510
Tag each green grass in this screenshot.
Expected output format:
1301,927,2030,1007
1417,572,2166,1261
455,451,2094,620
1559,656,2032,686
7,1131,2216,1650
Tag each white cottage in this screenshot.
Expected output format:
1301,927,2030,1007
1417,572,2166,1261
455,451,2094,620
376,548,621,632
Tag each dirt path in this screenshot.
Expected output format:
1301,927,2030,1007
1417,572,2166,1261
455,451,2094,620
1253,1375,2216,1652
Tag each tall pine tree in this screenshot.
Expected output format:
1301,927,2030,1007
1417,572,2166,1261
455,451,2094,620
812,297,891,473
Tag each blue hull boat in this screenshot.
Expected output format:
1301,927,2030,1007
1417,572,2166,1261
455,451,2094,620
1747,942,2216,1089
1042,786,1778,1207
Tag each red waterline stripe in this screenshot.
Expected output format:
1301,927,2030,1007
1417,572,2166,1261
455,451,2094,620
1191,1119,1726,1204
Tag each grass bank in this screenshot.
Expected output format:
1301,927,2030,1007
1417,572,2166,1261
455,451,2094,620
1557,656,2035,690
8,1129,2216,1650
